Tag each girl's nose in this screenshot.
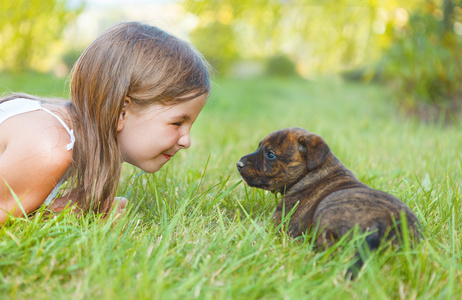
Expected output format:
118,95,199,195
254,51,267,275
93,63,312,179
178,133,191,149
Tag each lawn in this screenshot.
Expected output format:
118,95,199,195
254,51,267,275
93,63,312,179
0,73,461,299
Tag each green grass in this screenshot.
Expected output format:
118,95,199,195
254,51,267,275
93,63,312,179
1,73,461,299
0,72,70,99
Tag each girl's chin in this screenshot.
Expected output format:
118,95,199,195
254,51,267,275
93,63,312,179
137,161,164,173
140,165,162,173
128,156,168,173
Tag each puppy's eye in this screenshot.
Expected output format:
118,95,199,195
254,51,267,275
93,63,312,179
266,151,276,160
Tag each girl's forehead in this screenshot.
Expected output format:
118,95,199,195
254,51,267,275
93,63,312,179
138,93,207,118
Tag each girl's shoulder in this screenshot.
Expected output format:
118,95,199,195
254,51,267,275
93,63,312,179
0,101,73,166
0,100,74,222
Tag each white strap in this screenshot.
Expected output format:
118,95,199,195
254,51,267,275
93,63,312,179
0,99,74,206
43,177,65,206
40,108,74,205
41,107,75,151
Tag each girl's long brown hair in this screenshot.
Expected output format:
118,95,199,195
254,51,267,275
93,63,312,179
67,22,211,214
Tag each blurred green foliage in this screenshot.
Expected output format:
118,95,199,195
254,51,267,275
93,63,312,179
183,0,461,121
61,47,84,71
190,21,239,75
380,1,462,122
0,0,460,121
265,54,298,77
0,0,83,73
183,0,422,77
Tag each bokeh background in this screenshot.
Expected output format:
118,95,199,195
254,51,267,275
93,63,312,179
0,0,461,123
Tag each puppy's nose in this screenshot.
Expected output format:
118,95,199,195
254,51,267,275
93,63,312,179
236,160,245,171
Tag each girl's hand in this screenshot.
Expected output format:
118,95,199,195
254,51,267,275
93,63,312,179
112,197,128,216
109,197,129,224
47,197,77,213
49,197,127,218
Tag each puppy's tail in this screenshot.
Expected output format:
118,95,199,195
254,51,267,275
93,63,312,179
347,229,381,279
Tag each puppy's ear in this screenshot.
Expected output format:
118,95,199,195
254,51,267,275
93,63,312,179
298,134,330,170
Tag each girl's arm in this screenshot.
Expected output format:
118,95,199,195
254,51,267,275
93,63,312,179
0,114,72,225
47,196,128,214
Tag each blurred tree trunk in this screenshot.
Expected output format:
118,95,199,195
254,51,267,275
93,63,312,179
443,0,455,31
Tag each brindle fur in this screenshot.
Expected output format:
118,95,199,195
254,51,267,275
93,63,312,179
237,127,422,250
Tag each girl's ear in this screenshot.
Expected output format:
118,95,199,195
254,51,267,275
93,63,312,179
117,97,132,132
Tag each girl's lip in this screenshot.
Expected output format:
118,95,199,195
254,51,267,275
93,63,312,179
163,154,172,161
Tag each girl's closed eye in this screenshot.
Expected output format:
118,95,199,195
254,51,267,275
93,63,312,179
172,115,190,126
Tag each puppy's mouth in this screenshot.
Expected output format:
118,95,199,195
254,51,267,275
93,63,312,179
237,168,274,191
242,178,277,193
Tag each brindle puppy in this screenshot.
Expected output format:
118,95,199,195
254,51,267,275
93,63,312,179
237,127,422,265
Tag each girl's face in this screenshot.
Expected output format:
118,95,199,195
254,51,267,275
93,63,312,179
117,93,207,173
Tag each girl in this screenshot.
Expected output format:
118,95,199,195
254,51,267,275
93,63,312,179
0,21,211,225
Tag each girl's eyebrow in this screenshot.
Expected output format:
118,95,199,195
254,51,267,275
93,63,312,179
177,114,190,121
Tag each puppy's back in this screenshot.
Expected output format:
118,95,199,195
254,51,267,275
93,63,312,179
315,187,421,240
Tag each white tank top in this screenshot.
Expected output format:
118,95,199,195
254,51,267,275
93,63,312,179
0,98,75,205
